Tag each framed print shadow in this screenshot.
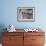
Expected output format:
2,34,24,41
17,7,35,22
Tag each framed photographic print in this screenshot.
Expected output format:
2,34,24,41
17,7,35,22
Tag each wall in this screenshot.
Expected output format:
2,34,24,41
0,0,46,29
0,0,46,28
0,0,46,43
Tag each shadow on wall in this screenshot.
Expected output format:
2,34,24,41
0,24,7,43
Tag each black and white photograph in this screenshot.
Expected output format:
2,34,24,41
17,7,35,21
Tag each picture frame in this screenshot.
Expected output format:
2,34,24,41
17,7,35,22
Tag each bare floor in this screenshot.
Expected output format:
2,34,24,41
0,44,2,46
